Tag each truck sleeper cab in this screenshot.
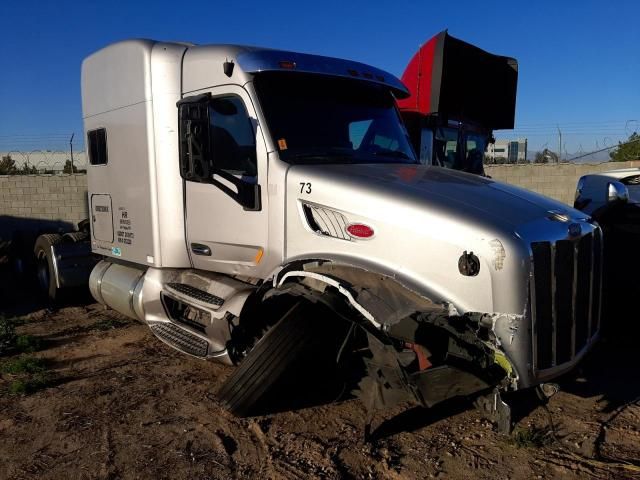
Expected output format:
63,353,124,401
81,39,602,427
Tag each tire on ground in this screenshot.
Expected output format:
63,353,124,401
217,299,321,416
33,233,64,301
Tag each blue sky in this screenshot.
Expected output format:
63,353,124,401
1,0,638,157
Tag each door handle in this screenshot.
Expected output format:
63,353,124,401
191,243,211,256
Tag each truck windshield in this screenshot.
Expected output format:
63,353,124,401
433,127,486,175
253,72,417,165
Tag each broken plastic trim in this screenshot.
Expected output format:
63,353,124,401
276,270,382,329
273,263,520,389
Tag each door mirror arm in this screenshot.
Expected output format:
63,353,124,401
211,168,261,211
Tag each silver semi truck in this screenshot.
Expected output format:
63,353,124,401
36,39,603,428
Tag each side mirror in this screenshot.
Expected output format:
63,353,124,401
574,176,590,210
177,93,212,182
177,94,261,211
607,181,629,204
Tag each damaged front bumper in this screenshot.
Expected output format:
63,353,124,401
271,260,598,431
360,310,520,413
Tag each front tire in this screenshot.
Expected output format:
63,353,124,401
217,300,320,416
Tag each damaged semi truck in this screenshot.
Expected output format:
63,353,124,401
38,38,603,429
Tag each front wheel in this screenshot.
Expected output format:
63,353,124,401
217,300,317,416
34,234,63,301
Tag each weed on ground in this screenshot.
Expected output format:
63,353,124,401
93,317,130,331
509,425,554,449
0,315,17,355
7,372,51,395
1,355,52,395
14,334,43,353
1,356,48,375
0,316,43,355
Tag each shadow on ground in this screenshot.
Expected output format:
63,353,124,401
0,262,94,318
2,242,639,444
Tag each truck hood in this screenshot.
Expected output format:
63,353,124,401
289,163,583,229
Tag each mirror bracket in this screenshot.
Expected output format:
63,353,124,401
211,168,261,211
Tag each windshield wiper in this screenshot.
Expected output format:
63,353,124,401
288,148,356,160
290,147,354,158
371,148,413,160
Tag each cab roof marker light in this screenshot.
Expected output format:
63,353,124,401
223,60,234,77
279,60,296,69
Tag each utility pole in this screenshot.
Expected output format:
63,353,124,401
557,125,562,163
69,133,74,174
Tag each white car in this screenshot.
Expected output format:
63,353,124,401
574,167,640,338
575,168,640,214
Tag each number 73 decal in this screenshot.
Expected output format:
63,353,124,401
299,182,312,194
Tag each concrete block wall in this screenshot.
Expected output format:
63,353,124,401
0,174,88,238
1,163,639,238
485,161,640,205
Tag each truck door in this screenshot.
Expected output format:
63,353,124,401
178,86,268,277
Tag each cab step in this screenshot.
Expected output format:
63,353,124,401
150,322,209,357
165,282,225,308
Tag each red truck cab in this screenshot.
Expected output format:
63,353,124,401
398,31,518,175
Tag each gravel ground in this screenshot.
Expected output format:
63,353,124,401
1,270,639,479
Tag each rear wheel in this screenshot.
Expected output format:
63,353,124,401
34,234,63,301
63,231,89,243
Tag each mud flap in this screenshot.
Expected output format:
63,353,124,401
411,365,491,408
473,389,513,434
474,385,560,435
355,332,418,441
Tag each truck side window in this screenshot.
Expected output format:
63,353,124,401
87,128,108,165
209,96,257,180
434,127,458,169
419,128,433,165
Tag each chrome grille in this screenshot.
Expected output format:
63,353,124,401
530,227,602,371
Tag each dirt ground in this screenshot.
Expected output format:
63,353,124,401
1,273,639,479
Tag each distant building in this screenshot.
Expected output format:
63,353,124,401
486,138,527,163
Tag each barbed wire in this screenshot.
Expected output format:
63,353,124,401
492,130,639,164
0,133,82,153
1,129,638,175
567,136,640,162
0,150,88,176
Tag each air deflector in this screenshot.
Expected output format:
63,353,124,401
397,30,518,130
